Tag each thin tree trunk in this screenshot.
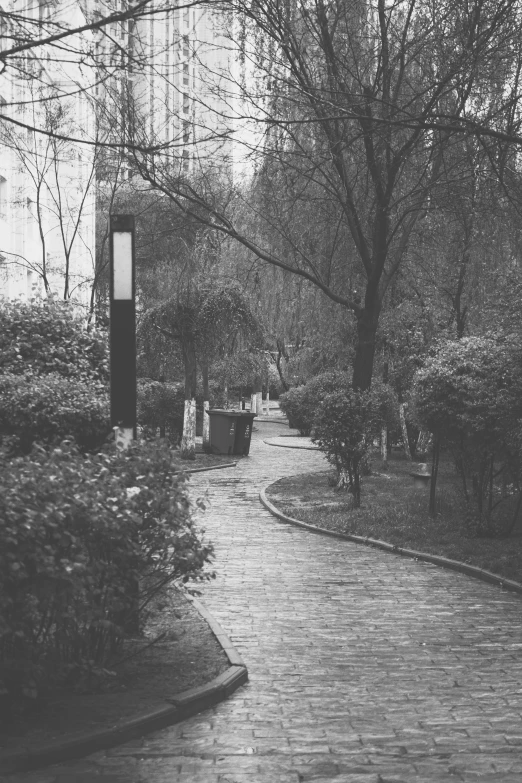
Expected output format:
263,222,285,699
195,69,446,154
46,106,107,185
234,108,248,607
181,338,197,460
416,430,431,457
381,426,388,469
252,374,262,415
429,436,440,517
202,401,210,451
202,362,210,450
399,403,412,461
180,398,196,460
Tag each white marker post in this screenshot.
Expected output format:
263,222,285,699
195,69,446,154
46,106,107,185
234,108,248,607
110,215,136,449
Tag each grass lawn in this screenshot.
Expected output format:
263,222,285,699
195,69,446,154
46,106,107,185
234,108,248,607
266,449,522,584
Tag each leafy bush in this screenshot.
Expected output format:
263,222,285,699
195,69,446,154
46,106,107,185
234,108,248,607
279,385,310,433
0,298,108,382
0,371,110,454
313,387,384,506
0,298,110,453
137,379,225,441
279,371,351,435
137,379,185,442
0,438,213,712
413,336,522,534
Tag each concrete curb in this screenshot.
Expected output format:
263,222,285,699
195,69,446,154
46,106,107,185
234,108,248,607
263,439,319,451
254,417,289,424
1,595,248,774
184,461,237,474
259,483,522,598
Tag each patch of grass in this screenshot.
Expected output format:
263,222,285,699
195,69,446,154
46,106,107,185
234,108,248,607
266,451,522,584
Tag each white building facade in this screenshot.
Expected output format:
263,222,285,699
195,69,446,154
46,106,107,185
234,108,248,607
0,1,235,306
0,0,97,307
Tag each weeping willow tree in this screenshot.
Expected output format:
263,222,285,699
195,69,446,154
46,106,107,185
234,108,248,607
139,283,263,458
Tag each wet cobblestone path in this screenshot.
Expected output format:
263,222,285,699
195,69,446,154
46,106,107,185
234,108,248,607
9,422,522,782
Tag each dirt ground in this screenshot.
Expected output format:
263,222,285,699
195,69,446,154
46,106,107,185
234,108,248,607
0,585,229,760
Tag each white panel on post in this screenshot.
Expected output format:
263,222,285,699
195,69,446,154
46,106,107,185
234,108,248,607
113,232,133,300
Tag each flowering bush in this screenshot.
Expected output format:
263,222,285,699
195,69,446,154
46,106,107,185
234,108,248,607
0,438,213,712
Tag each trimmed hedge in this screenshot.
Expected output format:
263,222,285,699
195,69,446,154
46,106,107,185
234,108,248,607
279,371,351,435
0,298,108,382
0,371,110,454
0,299,110,454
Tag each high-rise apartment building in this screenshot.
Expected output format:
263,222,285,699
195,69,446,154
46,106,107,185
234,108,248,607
96,1,235,179
0,1,235,304
0,0,96,305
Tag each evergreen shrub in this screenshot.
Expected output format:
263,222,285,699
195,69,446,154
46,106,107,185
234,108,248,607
0,298,110,453
137,379,185,441
0,438,213,713
279,371,351,434
0,371,110,454
313,387,383,506
413,336,522,534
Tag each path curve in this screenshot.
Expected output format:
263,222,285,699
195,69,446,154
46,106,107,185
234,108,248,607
11,421,522,783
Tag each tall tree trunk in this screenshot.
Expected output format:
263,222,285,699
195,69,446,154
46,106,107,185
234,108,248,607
201,362,210,451
381,359,389,468
251,374,262,415
416,430,431,457
275,339,289,392
399,403,412,461
181,338,197,460
429,436,441,516
352,307,379,391
381,426,388,469
180,399,196,460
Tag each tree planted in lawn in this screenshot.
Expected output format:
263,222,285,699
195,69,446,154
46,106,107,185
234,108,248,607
413,336,522,534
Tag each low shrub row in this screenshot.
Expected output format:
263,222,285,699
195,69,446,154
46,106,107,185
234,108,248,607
0,299,215,720
0,370,110,454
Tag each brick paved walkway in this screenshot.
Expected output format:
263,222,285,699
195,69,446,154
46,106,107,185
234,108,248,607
8,422,522,783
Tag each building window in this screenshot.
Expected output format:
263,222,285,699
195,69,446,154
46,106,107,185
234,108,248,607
0,176,6,217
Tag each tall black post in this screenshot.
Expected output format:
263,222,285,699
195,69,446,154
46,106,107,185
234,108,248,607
110,214,136,447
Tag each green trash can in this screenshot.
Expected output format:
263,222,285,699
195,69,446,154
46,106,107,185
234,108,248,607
234,411,257,456
207,409,240,455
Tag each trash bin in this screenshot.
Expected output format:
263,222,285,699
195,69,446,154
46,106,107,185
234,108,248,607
207,409,240,455
234,411,257,456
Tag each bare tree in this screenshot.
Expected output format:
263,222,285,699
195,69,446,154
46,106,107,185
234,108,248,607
124,0,522,390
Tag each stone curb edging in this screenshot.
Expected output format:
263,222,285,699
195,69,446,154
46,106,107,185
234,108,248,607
263,439,319,451
1,595,248,775
183,461,237,474
259,482,522,598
